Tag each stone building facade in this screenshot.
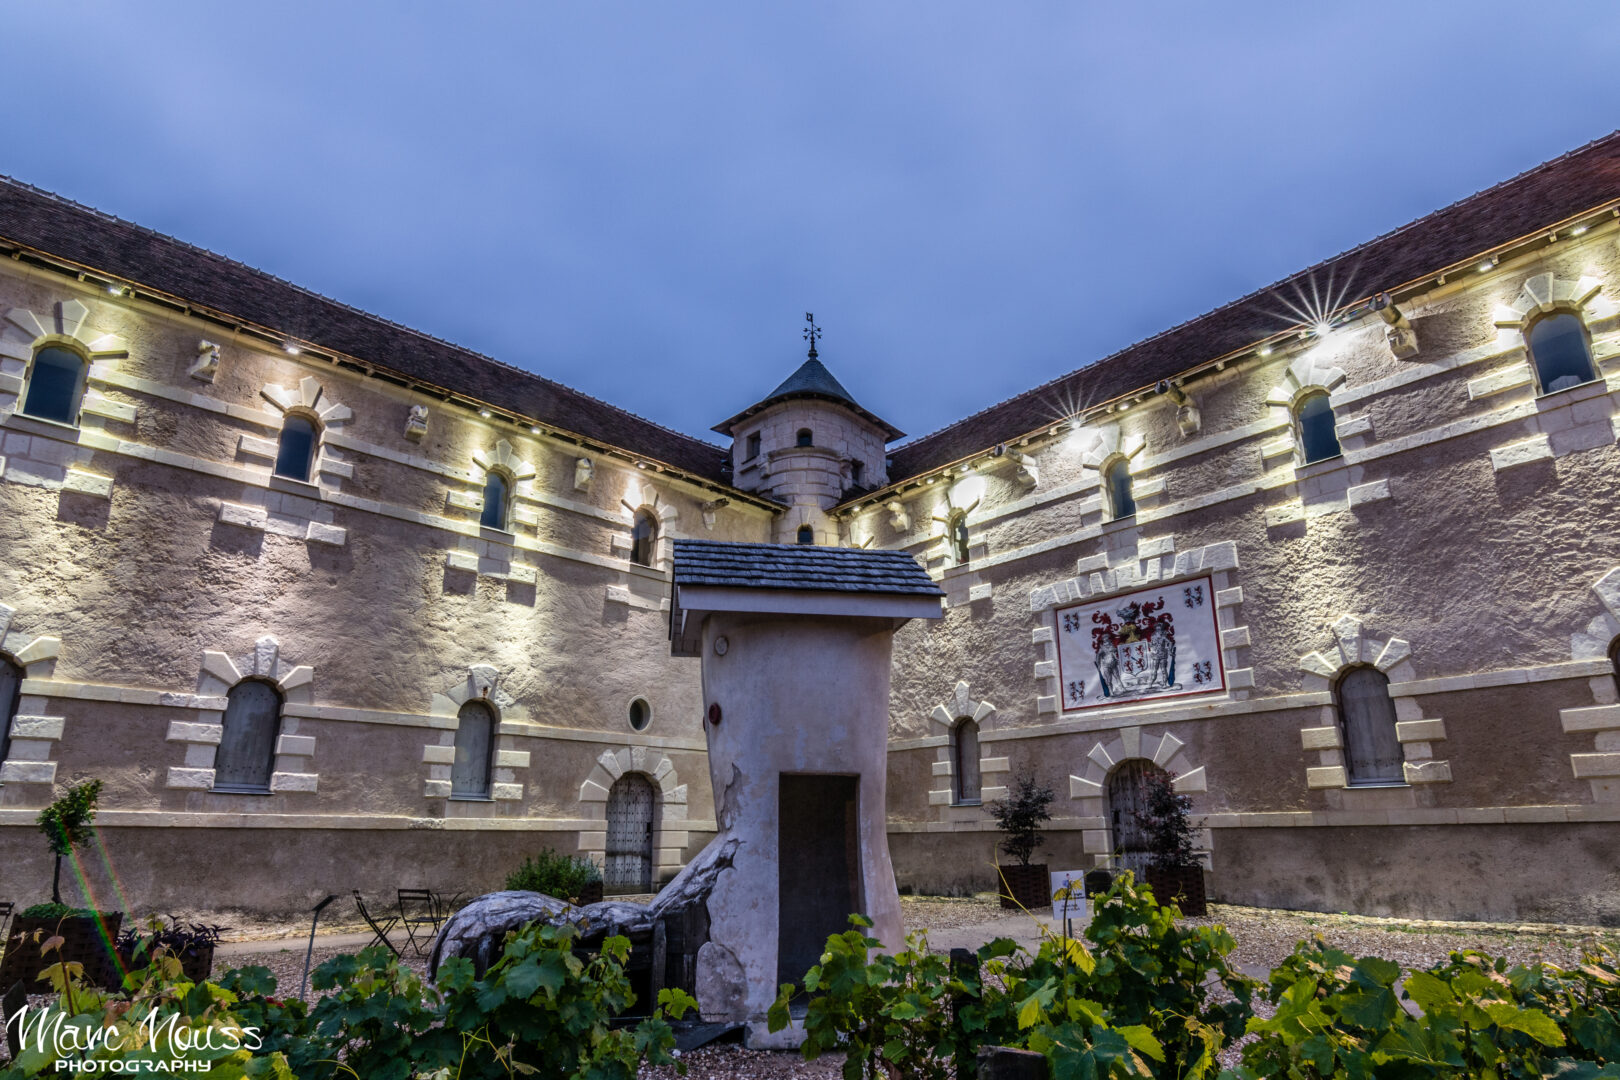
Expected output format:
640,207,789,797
5,132,1620,924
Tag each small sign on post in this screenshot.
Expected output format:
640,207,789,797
1050,869,1086,938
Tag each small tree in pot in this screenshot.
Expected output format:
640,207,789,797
0,779,124,990
1136,769,1207,917
986,775,1054,910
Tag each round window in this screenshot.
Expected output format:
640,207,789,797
628,698,651,731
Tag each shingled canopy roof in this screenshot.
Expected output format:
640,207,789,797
882,128,1620,486
712,357,905,440
672,538,941,595
0,176,734,485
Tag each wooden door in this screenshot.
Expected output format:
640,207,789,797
1106,760,1166,875
778,774,862,988
605,773,656,893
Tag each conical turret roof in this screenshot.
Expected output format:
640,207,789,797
713,356,904,440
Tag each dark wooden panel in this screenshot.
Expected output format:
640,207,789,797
778,773,862,988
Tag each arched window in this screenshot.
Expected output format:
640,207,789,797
1296,392,1341,464
796,428,813,448
214,680,282,793
274,414,319,482
1527,312,1596,394
797,524,815,544
952,719,981,804
451,700,495,799
480,471,510,530
630,510,658,567
1104,459,1135,520
949,512,971,566
1336,666,1404,785
0,655,20,769
21,345,88,425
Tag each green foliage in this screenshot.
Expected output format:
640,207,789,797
36,779,102,857
1,919,690,1080
987,774,1055,867
1137,771,1198,871
504,847,603,900
17,903,96,919
1222,939,1620,1079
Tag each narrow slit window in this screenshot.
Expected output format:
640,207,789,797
746,432,762,461
849,460,865,487
1105,459,1135,520
950,513,971,565
1337,666,1405,785
480,471,510,530
0,655,20,768
797,524,814,544
796,428,813,448
274,414,318,482
630,510,657,566
953,719,981,804
1528,312,1596,394
451,700,494,799
21,346,87,425
1296,392,1341,464
214,680,282,793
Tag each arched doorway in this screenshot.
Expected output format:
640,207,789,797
1106,760,1168,875
605,773,657,893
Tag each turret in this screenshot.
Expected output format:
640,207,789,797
712,318,903,544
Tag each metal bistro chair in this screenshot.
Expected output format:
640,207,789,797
397,889,444,958
352,891,402,958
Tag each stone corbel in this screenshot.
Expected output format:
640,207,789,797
191,341,221,382
574,458,594,492
885,500,911,533
404,405,429,442
1013,453,1040,489
701,498,729,530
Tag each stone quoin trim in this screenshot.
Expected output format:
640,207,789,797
576,746,689,879
0,601,65,787
444,440,542,588
422,665,530,800
1259,348,1393,527
1297,615,1448,788
606,482,678,610
1073,423,1166,515
0,298,129,500
167,636,319,793
1029,537,1252,718
217,375,354,546
926,681,1010,812
1068,727,1213,869
1561,567,1620,802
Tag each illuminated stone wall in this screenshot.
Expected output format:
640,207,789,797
0,259,768,918
865,225,1620,923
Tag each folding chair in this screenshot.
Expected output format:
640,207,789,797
352,891,401,957
397,889,443,958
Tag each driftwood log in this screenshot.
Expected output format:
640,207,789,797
428,837,742,1011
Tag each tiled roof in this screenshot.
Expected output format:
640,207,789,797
712,357,904,440
672,538,942,595
884,129,1620,484
0,177,734,484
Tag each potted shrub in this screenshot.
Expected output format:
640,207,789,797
986,775,1054,910
1136,769,1207,917
0,780,124,990
505,848,604,905
117,916,228,983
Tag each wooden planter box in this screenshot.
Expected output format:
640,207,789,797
118,941,216,984
0,912,124,991
998,863,1050,910
1145,865,1207,917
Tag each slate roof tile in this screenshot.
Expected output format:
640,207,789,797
672,538,941,595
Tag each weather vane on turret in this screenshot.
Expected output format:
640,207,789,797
803,312,821,360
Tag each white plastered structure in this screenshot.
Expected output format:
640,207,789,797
575,746,688,879
166,636,319,792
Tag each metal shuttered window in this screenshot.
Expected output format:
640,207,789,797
1337,666,1405,785
214,681,282,792
451,700,494,799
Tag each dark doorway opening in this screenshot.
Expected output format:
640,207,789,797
1106,759,1168,875
777,774,862,988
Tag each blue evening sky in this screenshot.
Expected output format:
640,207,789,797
7,3,1620,445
